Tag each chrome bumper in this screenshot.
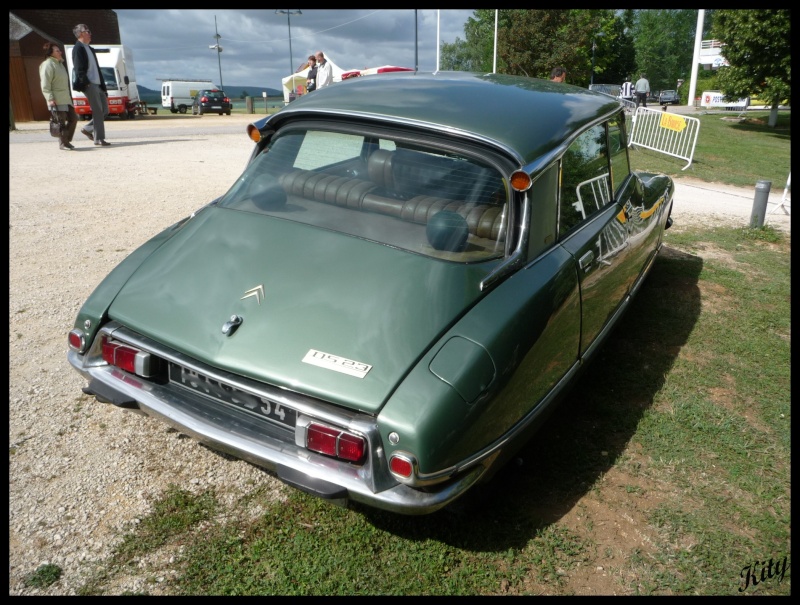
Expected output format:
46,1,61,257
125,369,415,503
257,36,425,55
68,349,487,515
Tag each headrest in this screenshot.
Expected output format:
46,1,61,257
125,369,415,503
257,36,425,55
367,149,395,189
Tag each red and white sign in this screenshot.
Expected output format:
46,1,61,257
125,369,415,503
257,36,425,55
700,90,749,109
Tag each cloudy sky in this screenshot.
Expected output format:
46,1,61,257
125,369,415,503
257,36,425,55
115,9,476,93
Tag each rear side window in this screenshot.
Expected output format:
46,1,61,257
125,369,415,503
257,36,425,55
558,123,611,236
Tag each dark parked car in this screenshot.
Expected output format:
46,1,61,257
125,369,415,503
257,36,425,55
659,89,680,105
192,89,232,115
68,72,674,515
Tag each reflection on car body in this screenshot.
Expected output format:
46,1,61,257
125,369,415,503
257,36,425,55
68,72,674,514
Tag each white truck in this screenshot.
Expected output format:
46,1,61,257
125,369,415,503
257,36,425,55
65,44,143,120
160,80,215,114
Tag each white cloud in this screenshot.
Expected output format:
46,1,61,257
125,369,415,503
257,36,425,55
115,9,475,92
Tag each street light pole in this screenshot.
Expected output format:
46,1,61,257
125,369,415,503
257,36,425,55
209,15,223,90
276,10,302,77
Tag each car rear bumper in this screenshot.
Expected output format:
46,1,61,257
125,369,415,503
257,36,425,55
68,348,487,514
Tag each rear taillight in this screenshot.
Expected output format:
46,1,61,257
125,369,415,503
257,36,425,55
201,95,209,102
306,423,366,463
101,337,163,378
68,329,86,353
389,455,414,478
223,97,230,103
102,339,138,373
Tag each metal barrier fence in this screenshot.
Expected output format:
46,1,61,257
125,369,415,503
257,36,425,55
767,172,791,218
628,107,701,170
620,98,637,115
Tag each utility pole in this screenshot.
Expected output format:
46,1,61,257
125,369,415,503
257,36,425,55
276,10,303,76
414,10,418,72
209,15,224,90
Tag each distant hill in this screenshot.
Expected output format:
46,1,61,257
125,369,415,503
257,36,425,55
137,84,283,104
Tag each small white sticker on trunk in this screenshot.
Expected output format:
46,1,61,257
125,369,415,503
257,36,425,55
302,349,372,379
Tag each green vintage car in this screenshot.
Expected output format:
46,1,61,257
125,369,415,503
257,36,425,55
68,71,674,514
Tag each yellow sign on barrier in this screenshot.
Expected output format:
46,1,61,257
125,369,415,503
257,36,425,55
659,113,687,132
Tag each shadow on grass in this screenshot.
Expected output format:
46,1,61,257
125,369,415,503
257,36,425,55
357,244,704,550
729,112,791,139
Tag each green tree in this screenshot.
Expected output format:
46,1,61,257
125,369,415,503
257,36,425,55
240,90,249,99
631,10,699,94
601,9,636,85
710,9,790,127
439,36,486,72
441,9,622,87
440,9,508,73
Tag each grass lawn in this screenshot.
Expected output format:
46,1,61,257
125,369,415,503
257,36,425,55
64,224,789,596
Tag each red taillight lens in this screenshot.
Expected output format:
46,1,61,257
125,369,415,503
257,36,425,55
102,339,119,364
68,329,85,352
223,97,230,103
306,424,366,463
201,96,209,102
337,433,366,462
102,339,139,373
100,337,163,378
390,455,413,478
307,424,338,456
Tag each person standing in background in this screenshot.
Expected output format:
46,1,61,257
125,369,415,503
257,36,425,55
305,55,318,93
71,23,110,146
315,51,333,89
549,66,567,83
634,73,650,109
39,42,78,151
620,77,633,101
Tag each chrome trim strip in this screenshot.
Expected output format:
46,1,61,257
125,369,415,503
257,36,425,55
480,190,530,291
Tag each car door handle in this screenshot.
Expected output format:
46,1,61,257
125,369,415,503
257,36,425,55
579,251,594,272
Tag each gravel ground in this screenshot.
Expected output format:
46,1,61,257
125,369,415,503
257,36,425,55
9,115,291,595
8,113,790,595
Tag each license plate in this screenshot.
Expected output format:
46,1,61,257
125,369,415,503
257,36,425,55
211,105,221,109
169,363,296,429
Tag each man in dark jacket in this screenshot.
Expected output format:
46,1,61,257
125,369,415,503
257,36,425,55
71,23,110,146
305,55,318,93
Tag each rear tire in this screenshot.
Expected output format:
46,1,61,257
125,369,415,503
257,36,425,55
179,105,187,114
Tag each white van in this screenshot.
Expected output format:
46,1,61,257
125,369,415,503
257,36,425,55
65,44,141,119
160,80,214,114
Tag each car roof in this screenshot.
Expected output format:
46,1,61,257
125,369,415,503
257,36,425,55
266,71,622,167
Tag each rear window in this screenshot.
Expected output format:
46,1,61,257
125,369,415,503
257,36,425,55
218,127,509,262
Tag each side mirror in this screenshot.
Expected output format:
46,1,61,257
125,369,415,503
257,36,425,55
124,76,130,85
